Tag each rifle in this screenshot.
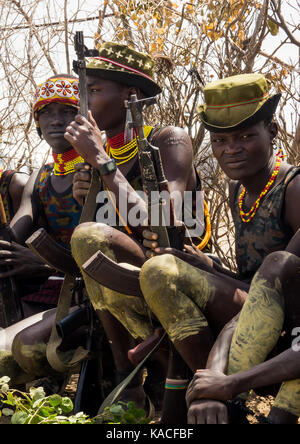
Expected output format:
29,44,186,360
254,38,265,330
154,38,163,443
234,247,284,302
0,194,23,327
26,32,105,415
126,93,185,249
74,31,88,119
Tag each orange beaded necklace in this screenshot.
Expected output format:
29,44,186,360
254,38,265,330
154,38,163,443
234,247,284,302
238,154,281,223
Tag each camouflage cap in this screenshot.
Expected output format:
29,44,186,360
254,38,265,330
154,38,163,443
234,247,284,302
73,41,161,97
198,73,280,132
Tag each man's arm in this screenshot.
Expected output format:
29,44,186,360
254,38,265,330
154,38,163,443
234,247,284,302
66,115,196,236
186,313,240,424
9,170,40,243
0,170,53,278
8,172,29,215
283,174,300,256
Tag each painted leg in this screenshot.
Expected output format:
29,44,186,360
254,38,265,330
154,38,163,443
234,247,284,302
227,251,300,424
71,222,153,409
140,254,244,372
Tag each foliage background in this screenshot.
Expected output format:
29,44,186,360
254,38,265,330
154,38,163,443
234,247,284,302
0,0,299,268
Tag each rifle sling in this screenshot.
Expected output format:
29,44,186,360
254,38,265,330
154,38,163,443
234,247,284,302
46,168,101,373
98,330,167,414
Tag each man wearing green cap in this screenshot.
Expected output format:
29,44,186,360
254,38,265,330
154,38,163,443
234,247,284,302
64,42,207,416
139,73,300,423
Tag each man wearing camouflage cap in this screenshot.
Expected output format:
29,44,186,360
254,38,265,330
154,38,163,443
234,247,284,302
139,73,300,424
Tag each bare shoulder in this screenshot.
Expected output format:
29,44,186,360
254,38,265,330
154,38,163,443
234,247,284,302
154,126,195,190
155,125,192,152
284,166,300,233
10,172,29,193
284,167,300,206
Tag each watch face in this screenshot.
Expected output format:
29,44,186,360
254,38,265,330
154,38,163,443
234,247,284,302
107,161,116,172
100,159,117,175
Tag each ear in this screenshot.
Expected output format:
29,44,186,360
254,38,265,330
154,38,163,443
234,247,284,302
268,121,278,142
127,86,144,99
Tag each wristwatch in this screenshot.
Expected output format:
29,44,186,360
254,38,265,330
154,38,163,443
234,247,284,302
99,159,117,176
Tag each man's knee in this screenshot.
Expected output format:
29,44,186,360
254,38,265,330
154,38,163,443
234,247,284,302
140,254,178,305
260,251,300,281
11,330,48,376
71,222,116,266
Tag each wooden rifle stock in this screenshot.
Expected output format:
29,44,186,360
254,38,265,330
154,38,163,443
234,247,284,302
83,250,142,297
26,228,80,277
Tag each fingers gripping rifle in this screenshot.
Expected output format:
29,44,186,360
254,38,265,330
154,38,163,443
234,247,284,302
125,94,185,250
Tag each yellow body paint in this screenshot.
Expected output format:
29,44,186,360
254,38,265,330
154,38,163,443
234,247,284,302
274,379,300,417
71,224,153,339
227,274,284,377
140,254,214,342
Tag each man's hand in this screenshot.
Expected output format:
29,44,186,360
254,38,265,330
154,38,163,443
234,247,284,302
73,163,91,206
186,369,235,407
0,241,52,278
64,111,109,168
143,229,213,268
187,399,229,424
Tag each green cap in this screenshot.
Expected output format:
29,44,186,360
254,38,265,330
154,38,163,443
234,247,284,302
198,73,280,132
74,42,161,98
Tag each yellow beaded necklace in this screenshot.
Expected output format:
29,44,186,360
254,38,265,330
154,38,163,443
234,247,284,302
52,148,84,176
238,154,281,223
106,125,153,165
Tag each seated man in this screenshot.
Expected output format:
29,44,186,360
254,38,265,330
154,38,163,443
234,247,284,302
0,74,82,319
0,74,83,386
186,250,300,424
138,73,300,421
66,42,208,414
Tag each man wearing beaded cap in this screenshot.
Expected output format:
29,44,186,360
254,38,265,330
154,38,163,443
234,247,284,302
0,74,83,316
138,73,300,424
0,74,100,398
0,76,81,320
66,41,207,419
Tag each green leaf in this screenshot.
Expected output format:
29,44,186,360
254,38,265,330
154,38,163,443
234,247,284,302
2,407,14,416
0,376,10,385
0,383,9,393
110,404,124,415
30,386,46,402
61,397,73,414
48,394,62,408
267,20,279,36
5,392,17,406
11,411,28,424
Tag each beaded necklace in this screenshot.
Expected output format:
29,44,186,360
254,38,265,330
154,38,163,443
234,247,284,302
52,147,84,176
106,125,153,165
238,154,281,223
